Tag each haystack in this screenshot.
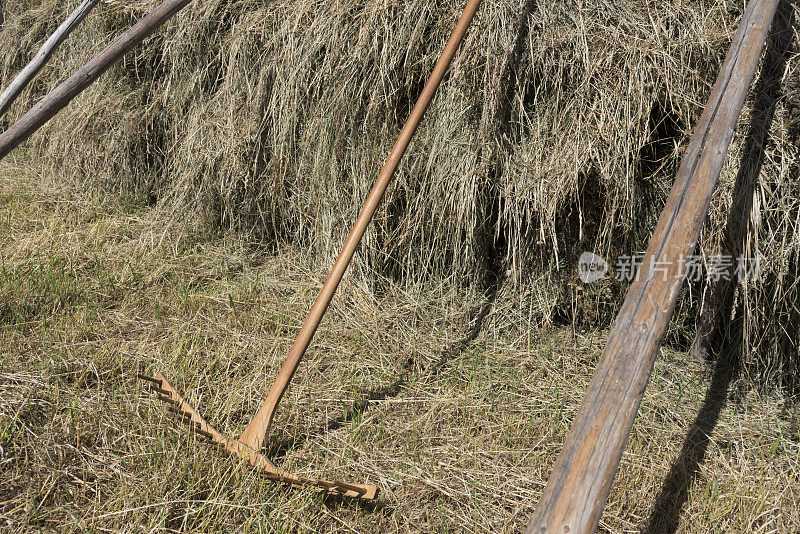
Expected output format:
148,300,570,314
1,0,798,391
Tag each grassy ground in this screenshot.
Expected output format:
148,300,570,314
1,159,799,533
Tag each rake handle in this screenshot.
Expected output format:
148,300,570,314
239,0,484,450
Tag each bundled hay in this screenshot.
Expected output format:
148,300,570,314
0,0,798,391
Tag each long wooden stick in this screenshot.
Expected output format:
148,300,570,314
238,0,484,452
526,1,779,532
0,0,99,117
0,0,191,160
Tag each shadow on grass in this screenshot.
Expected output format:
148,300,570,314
268,265,506,461
643,349,741,533
645,3,796,531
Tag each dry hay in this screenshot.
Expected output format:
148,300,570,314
1,0,799,390
0,168,798,531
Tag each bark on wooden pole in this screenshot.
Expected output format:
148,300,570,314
0,0,100,117
0,0,191,161
526,1,780,532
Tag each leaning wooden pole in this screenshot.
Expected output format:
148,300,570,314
0,0,100,117
526,1,779,532
0,0,190,161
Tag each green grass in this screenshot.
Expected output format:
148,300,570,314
0,165,798,532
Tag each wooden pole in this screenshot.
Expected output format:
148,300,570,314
0,0,100,117
0,0,191,161
526,1,779,532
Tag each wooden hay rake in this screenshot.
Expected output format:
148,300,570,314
137,0,483,499
0,0,483,500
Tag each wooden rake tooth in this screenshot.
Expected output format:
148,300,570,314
175,414,215,441
167,405,193,423
164,404,185,417
156,393,179,406
137,373,162,386
165,405,206,433
149,386,173,397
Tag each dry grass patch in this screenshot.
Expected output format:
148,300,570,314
1,165,799,532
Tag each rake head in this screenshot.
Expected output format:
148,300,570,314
139,373,378,500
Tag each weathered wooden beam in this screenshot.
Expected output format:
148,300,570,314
0,0,191,161
526,0,780,532
0,0,100,117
